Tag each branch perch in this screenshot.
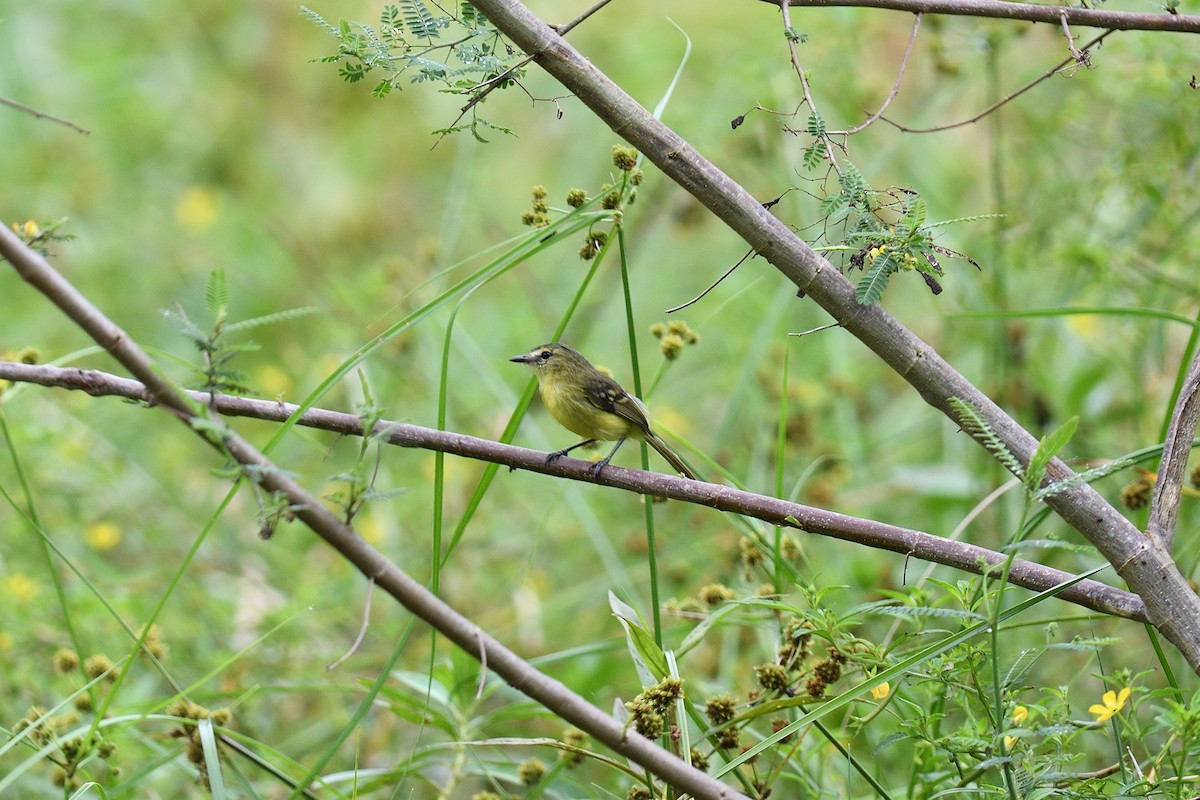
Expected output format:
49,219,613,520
0,360,1149,623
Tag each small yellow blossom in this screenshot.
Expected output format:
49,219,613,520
356,513,385,545
1003,735,1017,750
4,573,40,601
1065,310,1101,341
254,364,293,399
85,522,122,551
1012,705,1028,725
870,682,890,700
174,186,221,234
1089,687,1130,722
13,220,39,238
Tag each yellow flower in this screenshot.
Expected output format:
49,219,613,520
4,573,40,601
1012,705,1028,725
1003,735,1018,750
174,186,221,234
870,682,890,700
12,220,39,238
85,522,122,551
1089,687,1130,722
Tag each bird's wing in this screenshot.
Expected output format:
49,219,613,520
584,377,653,436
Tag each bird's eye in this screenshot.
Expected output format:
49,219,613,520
539,350,552,360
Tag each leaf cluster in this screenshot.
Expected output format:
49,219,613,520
302,2,521,139
162,268,319,397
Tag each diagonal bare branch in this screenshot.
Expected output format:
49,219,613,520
469,0,1200,673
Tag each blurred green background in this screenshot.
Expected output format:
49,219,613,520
2,0,1199,795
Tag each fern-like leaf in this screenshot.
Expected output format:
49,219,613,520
1033,456,1133,501
925,213,1006,229
223,306,322,335
460,0,487,27
901,195,927,236
868,605,986,622
205,268,229,317
802,139,826,170
161,306,208,348
298,6,339,34
855,254,894,305
948,397,1025,478
806,111,825,137
401,0,440,38
1025,415,1078,493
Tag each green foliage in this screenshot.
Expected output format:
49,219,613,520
784,25,808,43
1025,415,1078,495
949,397,1025,479
162,268,319,396
5,2,1200,797
301,3,520,140
799,146,990,304
6,218,74,257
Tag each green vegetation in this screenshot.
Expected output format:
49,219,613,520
2,1,1199,797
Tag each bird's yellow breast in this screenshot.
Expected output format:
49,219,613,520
539,378,633,441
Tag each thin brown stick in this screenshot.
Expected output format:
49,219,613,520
789,322,840,337
665,247,756,313
778,0,842,172
553,0,616,35
882,30,1114,133
762,0,1200,33
0,96,91,135
1059,12,1089,66
0,360,1150,624
835,12,922,136
448,0,615,131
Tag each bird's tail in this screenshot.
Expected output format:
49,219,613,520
647,434,698,480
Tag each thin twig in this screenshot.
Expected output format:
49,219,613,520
835,12,922,136
0,360,1151,624
446,0,615,134
665,248,755,313
1147,349,1200,551
779,0,842,173
882,30,1115,133
432,52,537,148
760,0,1200,33
789,322,841,337
0,96,90,135
553,0,617,35
1059,12,1088,66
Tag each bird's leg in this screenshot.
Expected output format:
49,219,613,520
590,437,627,476
547,438,598,464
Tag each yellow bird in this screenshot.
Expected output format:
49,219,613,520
510,342,697,479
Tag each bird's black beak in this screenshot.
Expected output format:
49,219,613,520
510,354,534,364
